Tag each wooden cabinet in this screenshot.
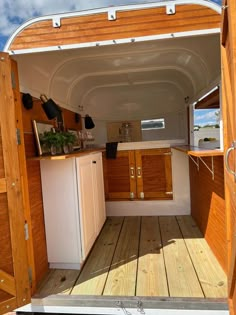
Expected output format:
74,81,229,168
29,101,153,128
103,148,173,200
40,152,106,269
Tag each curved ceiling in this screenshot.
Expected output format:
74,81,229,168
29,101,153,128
15,32,220,120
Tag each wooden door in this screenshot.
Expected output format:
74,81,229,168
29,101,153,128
76,155,97,259
221,1,236,313
103,150,136,200
92,153,106,234
135,148,173,200
0,53,31,314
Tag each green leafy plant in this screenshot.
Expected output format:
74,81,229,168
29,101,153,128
39,131,64,148
61,131,77,145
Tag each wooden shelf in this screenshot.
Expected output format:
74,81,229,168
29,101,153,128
28,148,105,161
173,145,223,157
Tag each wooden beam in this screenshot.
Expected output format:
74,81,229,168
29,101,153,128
0,297,17,315
0,269,16,296
11,59,37,293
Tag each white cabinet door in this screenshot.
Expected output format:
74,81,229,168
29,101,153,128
76,155,97,259
92,153,106,234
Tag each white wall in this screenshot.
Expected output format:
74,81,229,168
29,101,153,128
91,111,188,145
106,148,190,216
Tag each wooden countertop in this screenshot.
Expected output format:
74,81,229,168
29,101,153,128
173,145,223,157
28,147,105,161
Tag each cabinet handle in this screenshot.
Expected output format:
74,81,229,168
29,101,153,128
130,167,135,179
225,141,236,176
137,167,142,178
92,161,96,164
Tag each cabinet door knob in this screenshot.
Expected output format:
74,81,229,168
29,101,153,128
92,161,96,164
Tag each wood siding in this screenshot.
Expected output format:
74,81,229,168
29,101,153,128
22,97,82,290
9,4,220,51
189,156,227,273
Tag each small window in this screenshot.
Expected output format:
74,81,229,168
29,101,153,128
141,118,165,130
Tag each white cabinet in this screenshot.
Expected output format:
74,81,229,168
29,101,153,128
40,152,106,269
76,153,106,259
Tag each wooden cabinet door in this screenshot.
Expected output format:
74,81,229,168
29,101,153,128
92,153,106,234
103,150,136,200
76,156,97,259
135,148,173,200
221,1,236,313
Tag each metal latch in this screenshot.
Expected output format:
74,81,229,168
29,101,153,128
24,221,29,240
52,16,61,28
108,8,117,21
16,128,21,145
166,4,176,15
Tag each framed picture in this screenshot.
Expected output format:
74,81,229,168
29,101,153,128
32,120,54,155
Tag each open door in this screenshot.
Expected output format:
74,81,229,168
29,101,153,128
0,52,31,314
221,1,236,314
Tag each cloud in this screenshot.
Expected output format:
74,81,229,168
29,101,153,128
194,109,218,126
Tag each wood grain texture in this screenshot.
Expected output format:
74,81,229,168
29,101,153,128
189,156,227,273
159,216,204,298
176,216,227,298
11,59,37,293
0,270,16,296
0,178,6,193
135,148,173,200
136,216,168,296
36,269,80,297
0,53,31,307
103,217,140,296
0,193,14,276
9,5,220,51
103,150,136,200
0,296,17,315
72,217,124,295
221,1,236,313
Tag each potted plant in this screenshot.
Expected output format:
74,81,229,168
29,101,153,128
39,131,64,155
61,131,77,154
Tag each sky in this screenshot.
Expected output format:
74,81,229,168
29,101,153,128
0,0,222,50
194,109,219,127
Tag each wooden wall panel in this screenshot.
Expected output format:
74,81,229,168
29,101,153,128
189,156,227,272
0,193,14,276
22,97,82,288
9,4,220,51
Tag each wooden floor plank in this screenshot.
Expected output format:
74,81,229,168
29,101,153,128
159,216,204,298
103,216,140,296
176,215,227,298
136,216,169,296
71,217,124,295
36,269,80,297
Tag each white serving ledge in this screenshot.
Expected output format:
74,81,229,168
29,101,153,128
117,139,186,150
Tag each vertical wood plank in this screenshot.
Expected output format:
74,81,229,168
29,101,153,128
103,217,140,296
159,216,204,298
136,216,169,296
11,59,36,293
0,52,31,306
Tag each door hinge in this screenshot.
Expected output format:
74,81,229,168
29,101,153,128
16,128,21,145
24,221,29,240
166,4,176,15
